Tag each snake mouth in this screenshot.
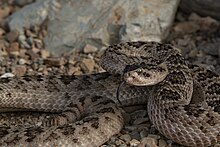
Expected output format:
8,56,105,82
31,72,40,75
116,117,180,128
124,71,156,86
124,70,168,86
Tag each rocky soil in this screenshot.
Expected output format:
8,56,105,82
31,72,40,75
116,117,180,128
0,1,220,147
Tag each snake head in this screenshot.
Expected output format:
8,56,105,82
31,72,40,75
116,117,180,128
123,62,168,86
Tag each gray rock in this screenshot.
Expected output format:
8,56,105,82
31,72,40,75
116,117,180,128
139,136,158,147
120,134,132,143
119,0,180,42
180,0,220,20
8,0,180,55
129,139,140,147
8,0,60,32
198,38,220,56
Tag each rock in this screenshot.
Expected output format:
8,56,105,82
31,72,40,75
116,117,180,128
44,57,65,67
158,139,167,147
40,50,50,59
67,66,81,75
0,73,15,78
12,65,27,76
129,139,140,147
5,30,20,43
26,29,37,38
180,0,220,20
119,0,180,42
139,136,159,147
198,38,220,56
0,6,11,18
26,37,33,46
8,0,60,32
140,129,148,138
32,46,41,54
43,0,180,55
0,39,6,50
83,44,98,53
18,58,28,65
133,117,149,125
130,130,141,140
147,134,160,140
188,48,198,58
6,42,20,56
34,38,43,49
8,0,179,55
81,58,95,73
188,13,219,32
18,34,31,49
115,139,127,147
130,110,147,120
26,50,39,60
174,22,200,34
0,28,5,36
120,134,132,143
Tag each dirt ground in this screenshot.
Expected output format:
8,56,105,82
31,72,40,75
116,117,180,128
0,1,219,147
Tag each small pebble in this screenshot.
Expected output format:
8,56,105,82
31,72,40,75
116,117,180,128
0,28,5,36
6,42,20,56
174,22,199,34
41,50,50,59
139,136,158,147
130,139,140,147
133,117,149,125
12,65,27,76
0,73,15,78
83,44,98,53
158,139,168,147
5,30,19,43
140,129,148,138
0,6,11,18
44,57,65,67
130,110,147,120
18,58,27,65
120,134,132,143
81,58,95,72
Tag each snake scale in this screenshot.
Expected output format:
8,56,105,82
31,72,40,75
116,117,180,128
0,41,219,146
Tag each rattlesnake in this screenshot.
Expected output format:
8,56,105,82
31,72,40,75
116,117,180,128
0,41,219,146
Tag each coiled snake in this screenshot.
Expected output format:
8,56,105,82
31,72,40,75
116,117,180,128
0,41,219,146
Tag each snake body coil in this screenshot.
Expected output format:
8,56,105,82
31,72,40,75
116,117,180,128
0,41,219,146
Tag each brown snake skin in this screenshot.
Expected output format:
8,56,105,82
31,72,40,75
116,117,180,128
0,41,220,146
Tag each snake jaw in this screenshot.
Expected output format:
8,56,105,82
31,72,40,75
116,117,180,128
123,63,168,86
124,71,153,86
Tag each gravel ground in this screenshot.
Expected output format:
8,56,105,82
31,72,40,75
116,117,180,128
0,1,220,147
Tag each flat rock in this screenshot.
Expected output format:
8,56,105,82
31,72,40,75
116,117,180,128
6,42,20,56
81,58,95,73
120,134,132,143
0,73,15,78
7,0,180,55
139,136,159,147
12,65,27,76
180,0,220,20
0,5,11,18
44,57,65,67
158,139,168,147
129,139,140,147
5,30,19,43
174,21,200,34
83,44,98,53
